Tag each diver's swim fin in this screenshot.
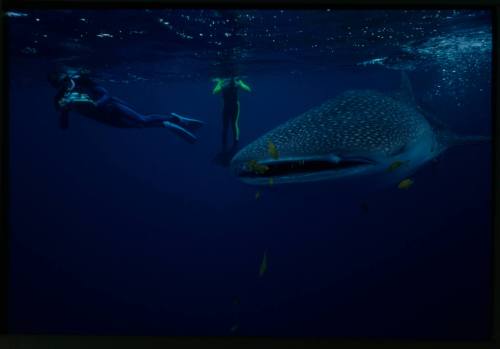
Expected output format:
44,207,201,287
170,112,205,131
163,121,197,144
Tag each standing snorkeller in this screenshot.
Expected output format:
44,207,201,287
212,76,251,165
48,69,205,143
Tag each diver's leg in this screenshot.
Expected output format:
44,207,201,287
162,121,197,144
145,113,204,132
140,113,198,143
222,111,229,152
169,112,205,131
110,96,135,110
111,102,149,127
142,114,174,126
230,101,240,150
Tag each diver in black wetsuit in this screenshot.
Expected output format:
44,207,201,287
48,71,204,144
212,76,251,164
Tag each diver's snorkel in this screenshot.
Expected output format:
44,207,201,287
48,72,76,91
67,78,76,91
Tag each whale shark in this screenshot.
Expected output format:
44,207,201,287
230,73,489,186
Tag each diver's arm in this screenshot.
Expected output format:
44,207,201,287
212,82,223,94
54,87,68,111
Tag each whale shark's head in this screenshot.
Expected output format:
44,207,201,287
230,89,437,186
230,73,490,186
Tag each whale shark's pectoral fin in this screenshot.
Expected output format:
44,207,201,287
388,143,409,157
163,121,197,144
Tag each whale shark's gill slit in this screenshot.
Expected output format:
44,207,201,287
239,159,370,178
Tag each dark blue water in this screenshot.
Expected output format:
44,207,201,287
6,9,492,338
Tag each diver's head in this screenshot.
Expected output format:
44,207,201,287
47,71,69,88
228,76,237,86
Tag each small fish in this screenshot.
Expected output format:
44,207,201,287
255,191,261,200
398,178,414,189
268,141,279,159
386,160,407,172
268,178,274,187
259,250,268,277
246,160,269,175
230,324,239,332
233,297,240,305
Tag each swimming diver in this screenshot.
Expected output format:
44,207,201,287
212,76,251,165
48,70,204,143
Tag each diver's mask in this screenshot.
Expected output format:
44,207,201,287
48,72,76,92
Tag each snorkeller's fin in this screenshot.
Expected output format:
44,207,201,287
170,112,205,131
163,121,197,144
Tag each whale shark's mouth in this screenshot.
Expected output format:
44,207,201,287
235,158,374,179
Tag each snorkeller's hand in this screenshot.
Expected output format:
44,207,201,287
235,78,251,92
212,77,228,94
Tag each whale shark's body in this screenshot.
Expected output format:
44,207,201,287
231,74,489,186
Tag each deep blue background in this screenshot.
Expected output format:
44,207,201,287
6,10,492,339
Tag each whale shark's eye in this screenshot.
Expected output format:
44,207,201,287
237,159,371,178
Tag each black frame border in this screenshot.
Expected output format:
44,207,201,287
0,1,498,349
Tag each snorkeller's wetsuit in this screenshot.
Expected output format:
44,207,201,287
212,76,251,163
48,71,204,144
